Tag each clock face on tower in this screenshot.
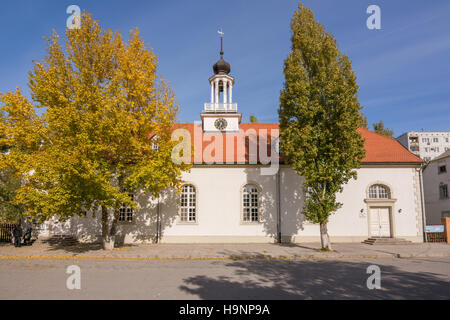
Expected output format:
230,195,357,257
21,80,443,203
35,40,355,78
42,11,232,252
214,118,228,131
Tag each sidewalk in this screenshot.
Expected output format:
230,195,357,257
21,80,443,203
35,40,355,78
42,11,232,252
0,241,449,261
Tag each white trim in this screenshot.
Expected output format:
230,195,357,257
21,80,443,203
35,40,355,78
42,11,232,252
177,183,198,225
240,182,262,224
366,181,394,199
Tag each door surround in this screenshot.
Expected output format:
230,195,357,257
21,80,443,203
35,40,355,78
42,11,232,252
364,198,397,238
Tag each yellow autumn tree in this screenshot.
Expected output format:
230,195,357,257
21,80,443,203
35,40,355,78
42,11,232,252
0,12,190,249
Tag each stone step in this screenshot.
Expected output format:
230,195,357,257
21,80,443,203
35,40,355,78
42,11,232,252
363,237,413,245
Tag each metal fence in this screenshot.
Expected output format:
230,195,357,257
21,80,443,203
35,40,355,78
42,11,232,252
0,223,15,243
426,232,447,243
425,225,447,243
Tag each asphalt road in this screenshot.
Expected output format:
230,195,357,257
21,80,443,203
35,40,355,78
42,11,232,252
0,257,449,299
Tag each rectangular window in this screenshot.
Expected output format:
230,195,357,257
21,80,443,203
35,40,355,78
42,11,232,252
243,185,259,222
439,185,449,199
446,138,449,143
438,165,447,174
119,193,134,222
433,138,439,143
180,185,196,222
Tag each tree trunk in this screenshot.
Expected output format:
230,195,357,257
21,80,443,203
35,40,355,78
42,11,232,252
320,222,332,251
101,206,110,250
104,237,115,250
107,208,119,250
101,206,118,251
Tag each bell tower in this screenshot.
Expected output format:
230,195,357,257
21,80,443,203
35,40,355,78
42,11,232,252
201,32,241,132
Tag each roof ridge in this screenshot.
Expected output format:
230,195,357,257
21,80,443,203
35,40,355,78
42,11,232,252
432,149,450,162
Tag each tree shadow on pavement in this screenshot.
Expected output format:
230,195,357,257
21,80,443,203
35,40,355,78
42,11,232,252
41,240,102,254
179,259,450,299
40,238,137,254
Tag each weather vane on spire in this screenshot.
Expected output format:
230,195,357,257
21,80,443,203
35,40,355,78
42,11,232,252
217,28,224,56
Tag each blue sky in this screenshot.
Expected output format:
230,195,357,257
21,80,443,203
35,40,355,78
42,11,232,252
0,0,449,136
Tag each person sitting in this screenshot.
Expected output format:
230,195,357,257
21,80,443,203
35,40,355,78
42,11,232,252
13,224,23,247
23,227,32,246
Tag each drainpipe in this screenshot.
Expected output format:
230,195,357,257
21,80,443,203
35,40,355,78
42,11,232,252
277,169,282,244
156,197,161,244
418,165,427,242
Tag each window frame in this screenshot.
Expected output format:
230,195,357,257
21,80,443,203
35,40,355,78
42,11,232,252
178,184,197,224
368,184,391,199
439,184,449,200
241,184,261,224
119,192,135,223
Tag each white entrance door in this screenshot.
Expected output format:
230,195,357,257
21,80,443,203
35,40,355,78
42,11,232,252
369,207,391,238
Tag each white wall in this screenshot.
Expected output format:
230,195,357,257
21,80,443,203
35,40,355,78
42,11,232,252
42,165,423,243
423,157,450,224
332,167,422,241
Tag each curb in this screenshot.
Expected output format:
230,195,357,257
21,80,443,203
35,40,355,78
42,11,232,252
396,253,450,259
0,252,449,261
0,254,417,261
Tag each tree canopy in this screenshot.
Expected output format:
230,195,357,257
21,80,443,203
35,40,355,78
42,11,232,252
372,120,394,138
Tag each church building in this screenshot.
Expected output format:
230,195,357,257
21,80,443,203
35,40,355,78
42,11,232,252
40,42,426,244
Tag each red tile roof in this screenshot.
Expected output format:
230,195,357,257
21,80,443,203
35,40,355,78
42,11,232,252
169,123,422,165
357,127,423,163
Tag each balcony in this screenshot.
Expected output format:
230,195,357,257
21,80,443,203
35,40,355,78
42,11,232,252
204,103,237,113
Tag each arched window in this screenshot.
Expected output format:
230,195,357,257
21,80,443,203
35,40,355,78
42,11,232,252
243,184,259,222
368,184,390,199
180,184,196,222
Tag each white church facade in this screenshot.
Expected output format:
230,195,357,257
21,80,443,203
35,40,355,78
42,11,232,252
40,43,426,244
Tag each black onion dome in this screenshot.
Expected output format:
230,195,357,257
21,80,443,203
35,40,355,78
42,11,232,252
213,56,231,75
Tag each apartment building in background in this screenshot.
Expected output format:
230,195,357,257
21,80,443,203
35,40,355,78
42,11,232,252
423,150,450,224
397,132,450,161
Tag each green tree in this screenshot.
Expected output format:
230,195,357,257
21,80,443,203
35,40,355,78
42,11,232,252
279,3,366,250
0,110,8,153
0,110,24,223
361,116,369,129
249,115,258,123
0,12,190,249
372,120,394,138
0,169,24,223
